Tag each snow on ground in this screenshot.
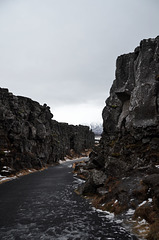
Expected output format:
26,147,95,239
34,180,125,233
126,209,135,216
59,159,72,164
148,198,152,203
138,198,153,207
92,207,115,221
138,201,147,207
73,176,85,184
0,175,17,183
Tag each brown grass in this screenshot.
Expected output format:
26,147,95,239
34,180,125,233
126,217,150,240
147,222,159,240
134,205,157,224
91,195,127,214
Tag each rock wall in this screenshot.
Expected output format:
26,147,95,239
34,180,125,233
0,88,94,174
90,36,159,176
77,36,159,238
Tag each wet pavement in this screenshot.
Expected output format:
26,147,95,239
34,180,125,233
0,158,138,239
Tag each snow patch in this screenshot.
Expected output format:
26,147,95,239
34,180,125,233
92,207,115,220
148,198,152,203
59,160,65,164
115,219,123,224
73,177,85,184
138,201,147,207
0,176,17,183
3,150,11,154
1,166,12,172
126,209,135,216
59,159,73,164
138,219,147,225
67,164,73,168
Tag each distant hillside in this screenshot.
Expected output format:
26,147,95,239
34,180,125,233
90,123,102,136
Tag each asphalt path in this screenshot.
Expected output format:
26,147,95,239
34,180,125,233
0,158,138,240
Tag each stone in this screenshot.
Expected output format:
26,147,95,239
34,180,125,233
79,36,159,222
142,174,159,187
0,88,94,175
97,36,159,177
91,169,107,186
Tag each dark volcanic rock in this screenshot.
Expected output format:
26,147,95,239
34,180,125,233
89,36,159,178
0,88,94,174
77,36,159,237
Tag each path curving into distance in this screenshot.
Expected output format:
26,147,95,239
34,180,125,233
0,158,138,240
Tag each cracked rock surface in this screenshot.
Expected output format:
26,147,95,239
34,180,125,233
75,36,159,239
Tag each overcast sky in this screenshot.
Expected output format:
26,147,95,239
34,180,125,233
0,0,159,125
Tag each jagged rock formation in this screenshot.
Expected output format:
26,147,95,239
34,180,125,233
92,36,159,176
96,37,159,173
0,88,94,175
76,36,159,239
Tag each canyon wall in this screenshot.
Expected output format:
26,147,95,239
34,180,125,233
0,88,94,175
76,37,159,237
89,36,159,176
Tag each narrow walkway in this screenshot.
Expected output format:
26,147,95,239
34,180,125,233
0,159,138,240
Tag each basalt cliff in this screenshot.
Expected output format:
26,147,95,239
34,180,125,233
75,36,159,239
0,88,94,176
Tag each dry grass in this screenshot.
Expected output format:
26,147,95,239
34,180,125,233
134,205,156,224
133,203,159,239
147,222,159,240
125,217,150,240
91,194,127,214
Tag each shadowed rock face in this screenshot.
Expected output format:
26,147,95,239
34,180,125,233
76,37,159,235
0,88,94,174
96,36,159,175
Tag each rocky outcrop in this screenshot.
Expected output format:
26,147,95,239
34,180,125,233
91,36,159,178
0,88,94,175
75,36,159,239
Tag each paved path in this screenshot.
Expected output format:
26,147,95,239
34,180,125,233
0,158,138,240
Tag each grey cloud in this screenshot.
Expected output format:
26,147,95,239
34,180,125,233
0,0,159,124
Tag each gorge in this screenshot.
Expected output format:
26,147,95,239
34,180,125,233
1,35,159,239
